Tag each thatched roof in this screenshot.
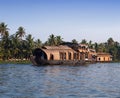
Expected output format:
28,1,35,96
42,45,72,50
97,52,112,57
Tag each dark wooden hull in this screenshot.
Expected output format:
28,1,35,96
30,56,86,66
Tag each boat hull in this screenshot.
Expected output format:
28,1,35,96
30,56,86,66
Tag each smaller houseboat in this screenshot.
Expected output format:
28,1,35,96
97,52,112,62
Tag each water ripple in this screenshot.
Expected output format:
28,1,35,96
0,63,120,97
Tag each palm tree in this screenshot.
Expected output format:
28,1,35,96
0,22,9,37
98,43,106,52
26,34,34,58
48,34,56,46
1,31,11,60
107,37,114,46
56,36,63,45
16,26,25,40
88,40,94,48
94,42,99,52
35,39,42,48
10,34,21,59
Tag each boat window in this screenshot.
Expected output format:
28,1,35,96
73,53,77,60
85,53,88,58
59,52,66,60
63,53,66,60
50,54,54,60
80,53,82,60
99,58,101,61
80,52,84,60
68,52,71,60
60,52,63,60
104,57,105,61
75,53,79,60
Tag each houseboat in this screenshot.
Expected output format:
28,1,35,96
30,43,112,66
97,52,112,62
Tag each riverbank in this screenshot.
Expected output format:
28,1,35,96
0,59,118,65
0,60,31,64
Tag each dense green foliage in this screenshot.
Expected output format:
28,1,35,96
0,22,120,61
0,22,42,61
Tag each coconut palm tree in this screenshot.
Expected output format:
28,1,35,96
9,35,19,59
56,36,63,45
0,22,9,37
94,42,99,52
26,34,34,58
35,39,42,48
48,34,56,46
107,37,114,46
88,40,94,49
16,26,25,40
1,31,11,60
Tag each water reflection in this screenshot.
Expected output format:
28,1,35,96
0,63,120,97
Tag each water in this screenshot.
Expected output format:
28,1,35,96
0,63,120,98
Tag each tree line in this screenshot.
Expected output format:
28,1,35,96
0,22,120,61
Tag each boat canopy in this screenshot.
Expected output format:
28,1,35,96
33,48,48,60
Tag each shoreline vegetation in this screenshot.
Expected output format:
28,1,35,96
1,22,120,63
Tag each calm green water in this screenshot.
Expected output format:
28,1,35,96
0,63,120,98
